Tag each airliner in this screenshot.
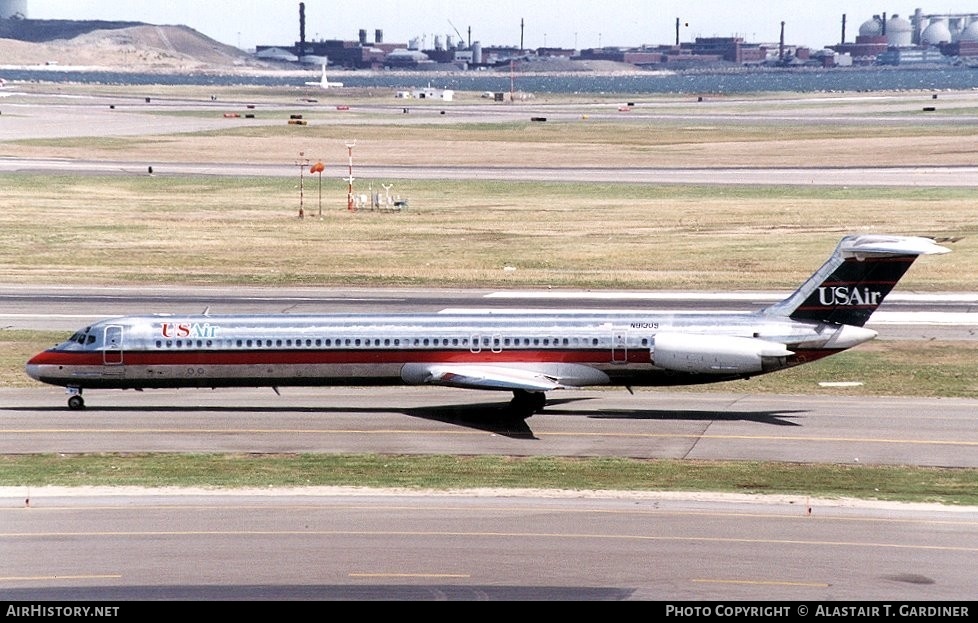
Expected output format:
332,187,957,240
304,64,343,89
26,234,950,412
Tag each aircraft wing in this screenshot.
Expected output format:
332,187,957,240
402,364,564,391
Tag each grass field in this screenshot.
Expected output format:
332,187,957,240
2,453,976,506
0,175,973,289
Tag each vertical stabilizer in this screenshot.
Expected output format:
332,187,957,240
762,234,950,326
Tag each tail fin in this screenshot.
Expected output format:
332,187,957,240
762,234,951,327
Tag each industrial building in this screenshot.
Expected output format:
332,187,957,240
4,0,978,70
260,4,978,70
832,10,978,65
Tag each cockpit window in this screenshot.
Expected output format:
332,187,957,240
86,335,96,345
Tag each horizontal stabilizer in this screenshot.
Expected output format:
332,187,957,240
837,234,952,258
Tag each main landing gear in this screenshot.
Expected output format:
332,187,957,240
509,389,546,417
66,387,85,410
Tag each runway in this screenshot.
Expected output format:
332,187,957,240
2,284,977,339
4,156,978,187
4,387,978,467
3,488,976,601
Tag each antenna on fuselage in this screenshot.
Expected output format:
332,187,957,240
202,306,211,316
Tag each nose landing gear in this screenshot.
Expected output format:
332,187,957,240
66,387,85,410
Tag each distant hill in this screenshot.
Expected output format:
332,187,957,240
0,20,278,73
0,18,144,42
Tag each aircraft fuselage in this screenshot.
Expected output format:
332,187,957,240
26,311,872,391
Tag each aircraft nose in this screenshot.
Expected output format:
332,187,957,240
25,351,53,381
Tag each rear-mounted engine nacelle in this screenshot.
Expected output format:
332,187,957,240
651,333,792,374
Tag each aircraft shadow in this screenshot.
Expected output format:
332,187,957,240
10,399,803,438
8,397,595,439
398,397,596,439
551,407,806,427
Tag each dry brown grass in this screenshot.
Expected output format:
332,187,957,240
0,175,972,290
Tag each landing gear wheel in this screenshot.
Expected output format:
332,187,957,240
67,395,85,410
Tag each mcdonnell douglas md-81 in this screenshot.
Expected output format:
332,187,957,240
27,234,950,413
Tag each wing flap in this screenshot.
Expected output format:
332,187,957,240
401,363,563,391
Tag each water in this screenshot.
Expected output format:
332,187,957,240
3,65,978,94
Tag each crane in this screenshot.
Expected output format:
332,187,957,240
448,19,466,47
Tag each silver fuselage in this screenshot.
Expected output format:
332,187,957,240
25,311,876,390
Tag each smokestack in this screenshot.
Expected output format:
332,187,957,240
841,14,846,44
375,29,383,44
676,18,680,45
359,29,367,45
779,21,785,61
882,12,887,36
299,2,306,48
520,18,524,52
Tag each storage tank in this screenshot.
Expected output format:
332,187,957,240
0,0,27,19
921,18,952,45
886,14,912,47
859,15,883,37
961,19,978,42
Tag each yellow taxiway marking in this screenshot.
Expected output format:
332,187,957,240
349,573,470,578
693,578,829,587
0,574,121,581
2,530,977,553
